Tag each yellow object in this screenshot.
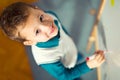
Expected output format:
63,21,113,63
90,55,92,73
111,0,115,6
0,0,36,13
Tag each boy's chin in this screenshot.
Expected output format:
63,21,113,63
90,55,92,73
51,31,58,38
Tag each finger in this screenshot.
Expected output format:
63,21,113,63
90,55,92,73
95,52,102,60
98,52,105,62
96,59,105,67
95,52,104,62
99,58,105,66
97,54,105,62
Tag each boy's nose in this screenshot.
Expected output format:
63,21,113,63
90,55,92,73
41,25,51,33
42,20,52,27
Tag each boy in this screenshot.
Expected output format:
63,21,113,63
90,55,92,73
0,2,105,80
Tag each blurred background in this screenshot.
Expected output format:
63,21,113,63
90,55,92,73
0,0,119,80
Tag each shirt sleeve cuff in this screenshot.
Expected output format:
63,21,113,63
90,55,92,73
82,61,93,72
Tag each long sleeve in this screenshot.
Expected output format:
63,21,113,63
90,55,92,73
39,61,92,80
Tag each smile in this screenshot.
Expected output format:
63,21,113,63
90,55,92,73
50,23,55,34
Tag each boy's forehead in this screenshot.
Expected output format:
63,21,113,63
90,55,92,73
29,7,44,15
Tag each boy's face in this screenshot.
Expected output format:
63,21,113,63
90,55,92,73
17,7,58,45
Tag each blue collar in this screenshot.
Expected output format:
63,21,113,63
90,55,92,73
36,19,60,48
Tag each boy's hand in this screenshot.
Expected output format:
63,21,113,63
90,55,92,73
86,50,105,69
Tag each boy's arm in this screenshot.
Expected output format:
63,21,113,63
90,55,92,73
39,50,105,80
40,61,91,80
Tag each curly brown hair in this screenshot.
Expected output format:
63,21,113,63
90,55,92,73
0,2,36,42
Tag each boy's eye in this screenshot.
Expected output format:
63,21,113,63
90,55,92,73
40,15,44,22
36,30,40,35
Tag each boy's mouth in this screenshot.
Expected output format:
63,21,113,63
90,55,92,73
49,23,55,34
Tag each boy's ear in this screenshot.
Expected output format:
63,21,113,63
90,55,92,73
23,40,35,45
